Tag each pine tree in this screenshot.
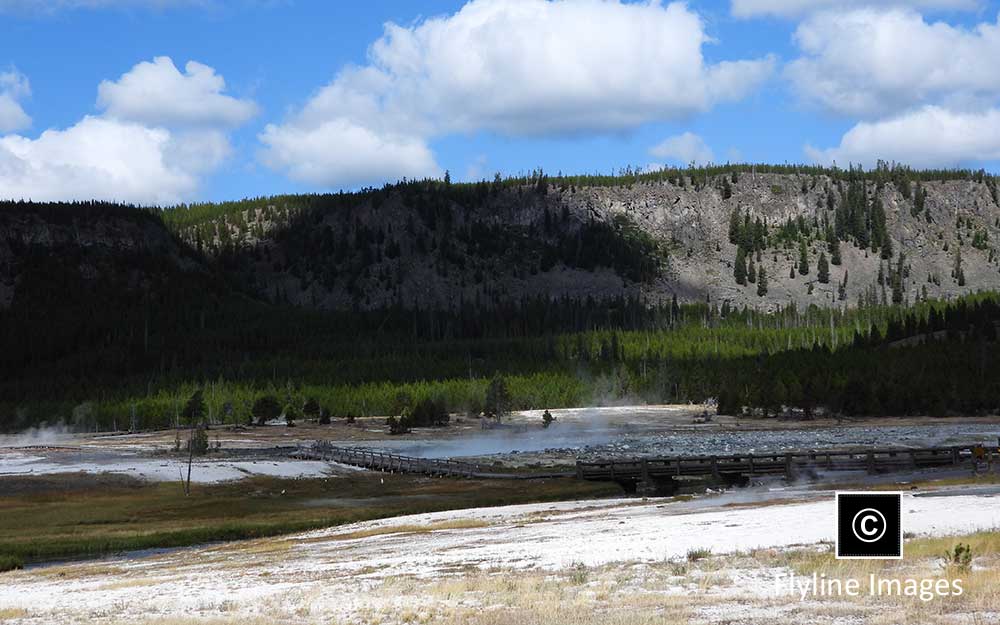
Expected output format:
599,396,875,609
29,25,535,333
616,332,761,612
789,265,796,279
891,269,903,305
748,258,757,284
817,252,830,283
798,239,810,275
871,196,887,249
830,237,842,265
728,208,741,244
753,217,767,251
757,266,768,297
881,235,893,260
734,246,748,285
954,246,965,286
914,182,926,214
182,389,205,425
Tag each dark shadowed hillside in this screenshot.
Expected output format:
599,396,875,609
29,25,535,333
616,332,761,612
4,164,1000,429
162,165,1000,312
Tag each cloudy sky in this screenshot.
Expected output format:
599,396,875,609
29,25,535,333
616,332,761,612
2,0,999,205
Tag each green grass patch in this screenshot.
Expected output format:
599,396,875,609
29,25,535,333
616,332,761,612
0,554,23,572
0,472,619,567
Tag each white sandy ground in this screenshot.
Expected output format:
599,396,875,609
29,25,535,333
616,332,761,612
0,489,997,623
0,450,350,483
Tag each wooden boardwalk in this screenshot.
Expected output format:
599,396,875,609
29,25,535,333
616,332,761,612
294,442,992,492
576,445,987,492
293,443,573,480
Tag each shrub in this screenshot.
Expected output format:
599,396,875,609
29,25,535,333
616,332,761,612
686,547,711,562
943,543,973,572
284,403,300,427
186,426,209,455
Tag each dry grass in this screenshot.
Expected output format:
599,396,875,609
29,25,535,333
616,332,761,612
310,518,490,543
372,564,698,625
0,609,28,622
8,509,997,625
731,529,1000,624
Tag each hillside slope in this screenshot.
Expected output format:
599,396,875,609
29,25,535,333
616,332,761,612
166,167,1000,311
0,202,219,379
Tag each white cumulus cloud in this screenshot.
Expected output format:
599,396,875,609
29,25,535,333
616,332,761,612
787,8,1000,118
0,58,253,205
0,117,206,204
731,0,977,19
260,0,773,189
0,68,31,133
649,132,714,165
259,118,439,190
806,106,1000,168
98,56,256,127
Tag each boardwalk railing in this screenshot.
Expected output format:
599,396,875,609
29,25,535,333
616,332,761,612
293,442,574,480
294,442,990,484
575,445,985,482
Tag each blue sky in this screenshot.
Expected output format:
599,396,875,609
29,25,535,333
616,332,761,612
1,0,999,205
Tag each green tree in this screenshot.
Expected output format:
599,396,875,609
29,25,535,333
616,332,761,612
891,269,904,305
302,397,321,420
410,397,450,427
817,252,830,284
881,235,893,260
283,402,300,427
757,266,768,297
734,246,747,285
181,389,205,425
728,208,741,244
485,375,512,422
747,258,757,284
831,238,842,266
798,239,810,275
386,415,409,435
252,395,281,426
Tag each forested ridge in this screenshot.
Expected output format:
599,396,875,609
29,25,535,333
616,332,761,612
3,164,1000,430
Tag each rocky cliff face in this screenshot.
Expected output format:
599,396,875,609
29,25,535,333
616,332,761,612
175,172,1000,311
5,171,999,315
